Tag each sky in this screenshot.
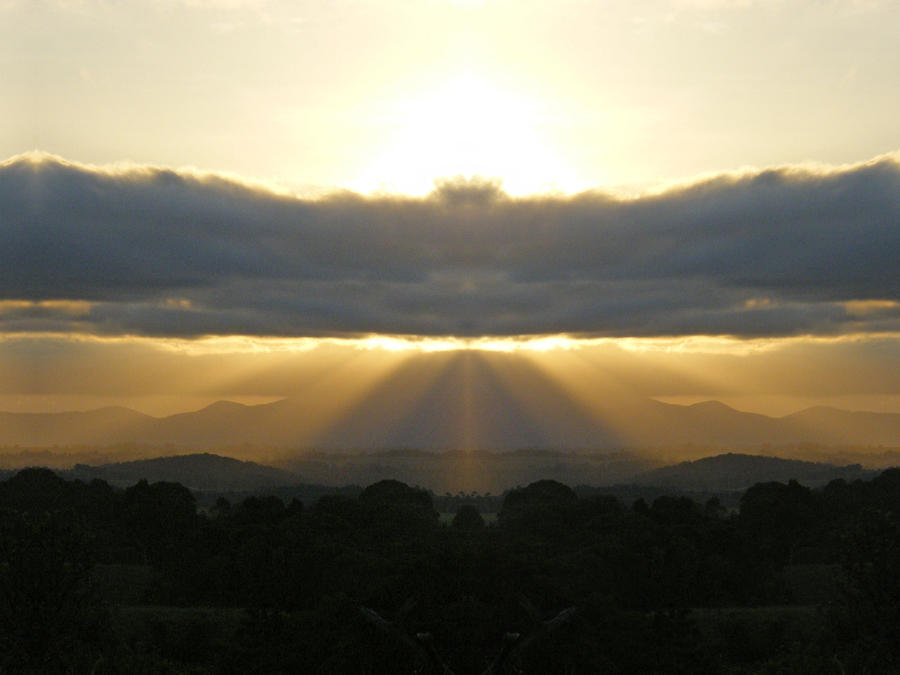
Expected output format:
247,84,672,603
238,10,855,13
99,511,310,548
1,0,899,423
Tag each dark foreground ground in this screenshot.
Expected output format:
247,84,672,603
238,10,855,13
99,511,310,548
2,468,899,673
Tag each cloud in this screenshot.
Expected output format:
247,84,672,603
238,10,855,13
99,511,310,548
2,151,898,338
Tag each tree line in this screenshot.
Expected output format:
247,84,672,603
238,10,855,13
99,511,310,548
1,468,899,673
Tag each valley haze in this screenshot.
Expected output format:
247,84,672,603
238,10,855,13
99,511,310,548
2,395,899,451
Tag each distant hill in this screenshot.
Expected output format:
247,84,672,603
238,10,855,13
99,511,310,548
780,406,900,446
46,450,891,497
631,452,876,492
67,453,298,492
5,449,892,499
1,393,898,450
0,407,156,447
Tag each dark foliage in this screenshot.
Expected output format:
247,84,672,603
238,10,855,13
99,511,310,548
0,466,898,673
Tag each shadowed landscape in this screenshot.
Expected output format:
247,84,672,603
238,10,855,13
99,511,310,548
3,464,900,673
4,0,900,671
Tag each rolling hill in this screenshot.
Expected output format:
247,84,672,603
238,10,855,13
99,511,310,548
67,452,297,492
630,452,875,492
39,450,888,497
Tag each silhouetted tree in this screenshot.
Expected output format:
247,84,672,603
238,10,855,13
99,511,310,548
452,504,485,531
0,511,109,674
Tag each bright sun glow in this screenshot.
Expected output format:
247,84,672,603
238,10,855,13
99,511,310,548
19,332,889,358
352,71,590,196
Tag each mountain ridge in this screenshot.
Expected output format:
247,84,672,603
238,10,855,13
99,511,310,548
1,396,898,450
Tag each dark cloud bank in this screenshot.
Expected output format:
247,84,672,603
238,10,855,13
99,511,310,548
2,153,898,338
